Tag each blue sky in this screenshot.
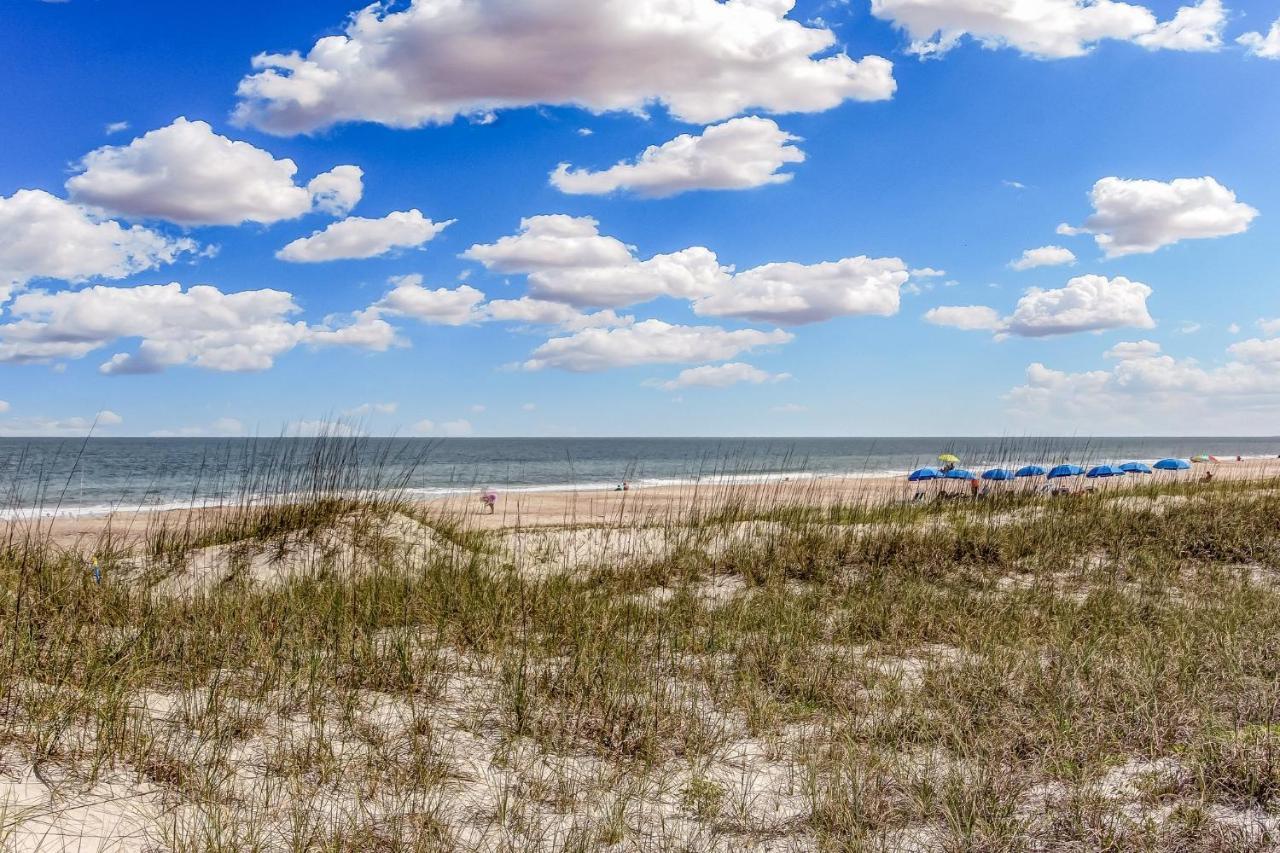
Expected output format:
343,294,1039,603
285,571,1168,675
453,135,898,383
1,0,1278,437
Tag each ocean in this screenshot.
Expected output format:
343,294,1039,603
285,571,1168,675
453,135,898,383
1,436,1276,519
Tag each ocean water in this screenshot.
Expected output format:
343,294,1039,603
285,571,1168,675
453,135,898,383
1,436,1276,519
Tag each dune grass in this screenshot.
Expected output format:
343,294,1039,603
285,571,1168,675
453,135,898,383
1,446,1279,850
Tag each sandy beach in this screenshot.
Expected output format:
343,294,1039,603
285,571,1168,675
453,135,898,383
12,456,1280,551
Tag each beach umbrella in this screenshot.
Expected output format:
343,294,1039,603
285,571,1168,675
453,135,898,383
1154,458,1191,471
1119,462,1153,474
938,453,961,464
1015,465,1047,478
1191,455,1211,463
1087,465,1127,478
944,469,975,480
1047,464,1085,480
982,468,1015,480
908,467,941,481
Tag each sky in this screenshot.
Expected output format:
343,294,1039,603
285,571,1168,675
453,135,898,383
1,0,1279,438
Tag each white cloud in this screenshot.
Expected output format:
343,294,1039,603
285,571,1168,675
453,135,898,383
927,275,1155,338
693,256,908,325
1105,339,1162,359
654,361,791,390
871,0,1223,58
277,211,453,263
374,277,486,326
1003,180,1027,190
923,305,1003,331
1007,337,1280,431
105,121,130,135
1179,321,1202,334
305,165,365,217
577,128,594,136
412,418,474,437
1228,323,1241,334
150,417,246,438
483,297,632,331
1009,245,1076,270
288,420,366,438
1004,274,1154,337
0,282,389,372
521,403,537,412
66,118,363,226
551,117,804,198
233,0,895,134
343,402,398,416
910,267,946,278
0,411,126,438
1258,318,1280,336
0,401,8,414
1134,0,1226,51
1238,16,1280,57
1065,176,1257,257
522,319,792,372
771,402,808,413
464,215,907,323
463,215,727,308
0,190,197,303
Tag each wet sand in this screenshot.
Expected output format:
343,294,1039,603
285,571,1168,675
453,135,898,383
9,457,1279,551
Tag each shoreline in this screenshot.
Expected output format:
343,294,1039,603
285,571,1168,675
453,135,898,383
8,456,1279,550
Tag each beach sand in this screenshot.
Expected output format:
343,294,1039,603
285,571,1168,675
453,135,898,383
11,456,1280,551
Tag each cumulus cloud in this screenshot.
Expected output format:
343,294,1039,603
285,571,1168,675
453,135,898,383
910,267,946,278
653,361,791,390
522,319,792,372
374,276,487,326
1238,16,1280,57
1105,339,1162,360
412,418,474,437
927,275,1154,338
151,417,246,438
871,0,1223,58
693,256,907,325
1258,318,1280,336
66,118,363,226
233,0,894,134
343,402,398,416
1009,245,1076,270
923,305,1003,331
1005,274,1154,337
1063,176,1257,257
0,410,126,438
464,215,907,323
1134,0,1226,51
483,297,633,331
0,401,8,414
0,282,390,373
550,117,804,198
0,190,197,303
1007,336,1280,430
463,215,727,308
277,211,454,262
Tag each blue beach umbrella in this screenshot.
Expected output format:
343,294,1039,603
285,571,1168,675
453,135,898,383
908,467,941,481
944,469,976,480
1119,462,1153,474
1015,465,1046,478
1087,465,1127,478
1047,464,1085,480
1154,458,1191,471
982,468,1015,481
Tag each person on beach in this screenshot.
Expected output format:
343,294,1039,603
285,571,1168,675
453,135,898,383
480,488,497,514
970,477,980,498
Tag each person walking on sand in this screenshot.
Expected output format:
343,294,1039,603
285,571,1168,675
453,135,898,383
480,488,497,514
